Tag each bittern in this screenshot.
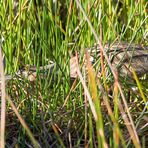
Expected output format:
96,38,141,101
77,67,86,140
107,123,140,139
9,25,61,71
70,42,148,79
1,42,148,82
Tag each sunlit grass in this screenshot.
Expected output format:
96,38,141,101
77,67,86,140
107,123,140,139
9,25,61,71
0,0,147,147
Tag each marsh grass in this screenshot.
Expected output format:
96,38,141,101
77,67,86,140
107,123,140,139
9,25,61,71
0,0,148,147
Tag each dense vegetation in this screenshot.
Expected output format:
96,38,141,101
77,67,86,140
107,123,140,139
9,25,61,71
0,0,147,147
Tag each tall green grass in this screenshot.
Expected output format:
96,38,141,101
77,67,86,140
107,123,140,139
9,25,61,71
0,0,147,147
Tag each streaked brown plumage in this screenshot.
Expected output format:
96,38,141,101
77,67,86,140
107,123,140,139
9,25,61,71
1,42,148,83
70,42,148,78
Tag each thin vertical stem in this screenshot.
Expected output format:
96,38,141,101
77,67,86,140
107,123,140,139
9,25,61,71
0,46,6,148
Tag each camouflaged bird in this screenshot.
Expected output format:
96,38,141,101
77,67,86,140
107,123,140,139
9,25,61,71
70,42,148,78
1,42,148,83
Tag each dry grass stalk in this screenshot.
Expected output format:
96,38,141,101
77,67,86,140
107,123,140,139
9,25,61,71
0,46,6,148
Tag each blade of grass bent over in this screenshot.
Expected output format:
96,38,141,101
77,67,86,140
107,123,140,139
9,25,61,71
6,95,40,148
75,1,140,146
